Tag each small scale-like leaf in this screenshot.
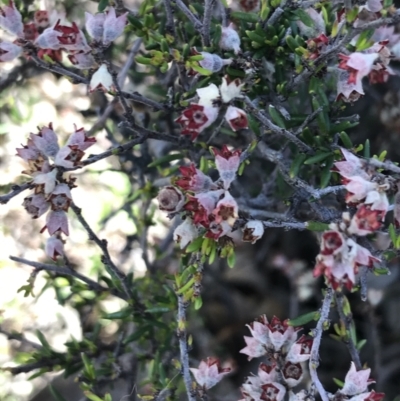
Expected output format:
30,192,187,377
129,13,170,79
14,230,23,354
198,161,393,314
306,221,330,231
304,152,332,165
288,311,319,326
147,153,183,167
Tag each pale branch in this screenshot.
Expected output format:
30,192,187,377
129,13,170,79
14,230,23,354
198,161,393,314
365,157,400,175
70,203,133,302
29,51,88,84
263,7,284,29
218,0,227,26
335,291,362,370
202,0,215,47
110,66,135,126
360,266,369,302
27,42,167,112
309,287,333,401
118,38,143,88
0,182,33,205
243,96,313,153
174,0,203,32
177,295,196,401
76,137,145,169
257,141,344,200
163,0,177,35
9,256,114,296
296,0,323,8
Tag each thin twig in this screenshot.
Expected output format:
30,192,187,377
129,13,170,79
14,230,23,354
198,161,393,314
335,291,362,370
202,0,215,47
243,96,313,153
163,0,176,35
70,203,133,301
0,182,33,205
0,327,42,349
174,0,203,32
294,106,323,136
118,38,143,88
309,287,333,401
177,295,196,401
9,256,115,296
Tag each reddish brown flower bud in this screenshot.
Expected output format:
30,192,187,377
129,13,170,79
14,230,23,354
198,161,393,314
157,186,185,212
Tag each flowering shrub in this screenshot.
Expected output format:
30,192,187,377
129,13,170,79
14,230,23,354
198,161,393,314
1,0,400,400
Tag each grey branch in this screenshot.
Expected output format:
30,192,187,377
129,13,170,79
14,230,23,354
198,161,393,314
177,295,196,401
70,203,133,302
202,0,215,47
9,256,113,295
335,291,362,370
243,96,313,153
0,182,33,205
309,288,333,401
174,0,203,32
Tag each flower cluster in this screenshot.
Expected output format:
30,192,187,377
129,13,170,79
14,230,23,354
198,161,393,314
175,76,247,140
190,316,385,401
239,315,312,401
16,124,96,260
314,148,396,289
0,2,125,91
157,146,265,250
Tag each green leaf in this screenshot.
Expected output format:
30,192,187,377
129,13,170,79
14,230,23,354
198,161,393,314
194,297,203,310
135,56,153,65
288,311,319,326
185,236,203,253
294,9,314,27
227,250,236,268
339,132,353,149
36,330,51,350
247,114,261,136
231,11,259,22
260,0,270,20
226,67,246,78
306,221,330,231
82,354,96,380
147,153,184,167
290,153,307,178
268,105,286,128
373,267,390,275
98,0,109,12
286,35,298,51
304,152,332,165
49,385,68,401
389,223,397,246
320,157,333,188
123,325,151,344
364,139,370,158
103,308,132,320
128,15,143,29
28,368,49,380
84,392,104,401
333,378,345,388
246,30,265,43
191,64,212,76
145,307,170,313
356,339,367,351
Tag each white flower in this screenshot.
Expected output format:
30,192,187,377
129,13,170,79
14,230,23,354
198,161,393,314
89,64,114,92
